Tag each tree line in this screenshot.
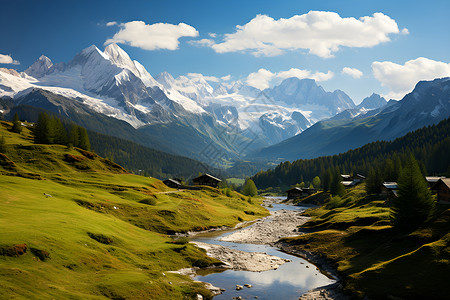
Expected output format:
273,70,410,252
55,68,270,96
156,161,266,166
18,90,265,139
252,118,450,191
33,112,91,150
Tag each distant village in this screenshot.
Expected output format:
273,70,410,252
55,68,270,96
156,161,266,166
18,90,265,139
163,173,450,204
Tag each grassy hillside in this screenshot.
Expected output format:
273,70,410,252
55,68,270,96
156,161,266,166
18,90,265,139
0,121,269,299
283,185,450,299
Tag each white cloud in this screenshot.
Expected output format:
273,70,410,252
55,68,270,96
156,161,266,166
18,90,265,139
246,68,276,90
106,21,118,27
0,54,19,65
187,72,220,82
202,11,405,58
342,67,363,78
246,67,333,89
372,57,450,99
105,20,199,51
208,33,217,38
221,75,231,81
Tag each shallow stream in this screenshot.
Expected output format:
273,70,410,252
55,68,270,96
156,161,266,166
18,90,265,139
192,199,335,299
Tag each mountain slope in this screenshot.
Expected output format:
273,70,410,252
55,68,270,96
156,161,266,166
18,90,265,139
256,78,450,161
0,121,268,299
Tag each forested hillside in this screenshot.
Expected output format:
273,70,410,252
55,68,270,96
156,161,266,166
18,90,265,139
252,118,450,190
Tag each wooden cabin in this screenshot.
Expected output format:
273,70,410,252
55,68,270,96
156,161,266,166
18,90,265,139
286,187,316,200
426,176,446,188
163,179,182,189
431,178,450,203
286,187,304,200
192,174,222,188
341,174,366,187
380,182,398,199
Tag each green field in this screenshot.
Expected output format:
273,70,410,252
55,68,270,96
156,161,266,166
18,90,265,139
284,185,450,299
0,121,269,299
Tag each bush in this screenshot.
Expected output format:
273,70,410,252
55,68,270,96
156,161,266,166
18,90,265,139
139,198,157,206
87,232,113,244
172,237,189,245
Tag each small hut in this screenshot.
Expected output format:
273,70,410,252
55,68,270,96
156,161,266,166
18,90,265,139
286,187,304,200
380,182,398,199
163,179,182,189
192,174,222,188
431,178,450,203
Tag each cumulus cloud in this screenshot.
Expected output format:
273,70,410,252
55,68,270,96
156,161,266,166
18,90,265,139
0,54,20,65
246,69,276,90
246,67,333,89
201,11,406,58
208,33,217,38
106,21,118,27
187,72,220,82
221,75,231,81
372,57,450,99
105,20,199,51
342,67,363,78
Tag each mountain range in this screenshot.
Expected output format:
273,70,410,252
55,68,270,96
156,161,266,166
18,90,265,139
255,77,450,161
0,44,384,165
1,44,447,170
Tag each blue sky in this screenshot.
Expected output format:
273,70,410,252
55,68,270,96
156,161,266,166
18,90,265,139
2,0,450,103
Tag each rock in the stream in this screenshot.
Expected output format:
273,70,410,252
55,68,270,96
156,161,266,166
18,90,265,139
236,285,243,290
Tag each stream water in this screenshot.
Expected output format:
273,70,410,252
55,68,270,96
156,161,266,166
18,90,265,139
192,199,335,299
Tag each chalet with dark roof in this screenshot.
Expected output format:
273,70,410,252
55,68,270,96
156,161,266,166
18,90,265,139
426,176,446,187
286,187,316,200
193,174,222,188
380,182,398,199
431,178,450,203
163,179,182,189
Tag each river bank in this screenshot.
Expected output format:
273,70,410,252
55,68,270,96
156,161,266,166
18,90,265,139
188,199,343,299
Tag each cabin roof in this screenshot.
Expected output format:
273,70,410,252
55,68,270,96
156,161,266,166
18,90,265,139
382,182,398,190
431,178,450,190
193,173,222,182
286,187,303,193
163,178,181,185
426,176,446,183
342,181,354,186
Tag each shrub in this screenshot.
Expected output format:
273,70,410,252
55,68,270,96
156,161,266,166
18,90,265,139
87,232,113,244
139,198,157,206
172,237,189,245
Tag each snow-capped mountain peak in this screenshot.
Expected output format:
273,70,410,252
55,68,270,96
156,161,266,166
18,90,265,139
104,43,140,75
24,55,53,78
155,71,176,89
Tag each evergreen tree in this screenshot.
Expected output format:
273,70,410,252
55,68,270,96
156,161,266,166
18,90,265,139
34,112,50,144
321,169,333,192
366,167,383,194
0,135,6,153
78,127,91,151
68,124,80,147
312,176,321,189
11,112,22,133
52,117,68,145
390,155,434,231
330,169,345,196
242,178,258,197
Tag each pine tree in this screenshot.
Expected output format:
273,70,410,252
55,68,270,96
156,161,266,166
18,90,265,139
52,117,68,145
0,135,6,153
366,167,383,194
34,112,50,144
242,179,258,197
330,169,345,196
68,124,80,147
390,155,434,231
78,127,90,151
11,112,22,133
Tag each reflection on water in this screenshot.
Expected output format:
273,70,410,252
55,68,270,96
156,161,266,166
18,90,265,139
193,203,335,299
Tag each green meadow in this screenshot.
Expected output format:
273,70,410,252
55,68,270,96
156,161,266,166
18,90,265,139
0,121,269,299
285,185,450,299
